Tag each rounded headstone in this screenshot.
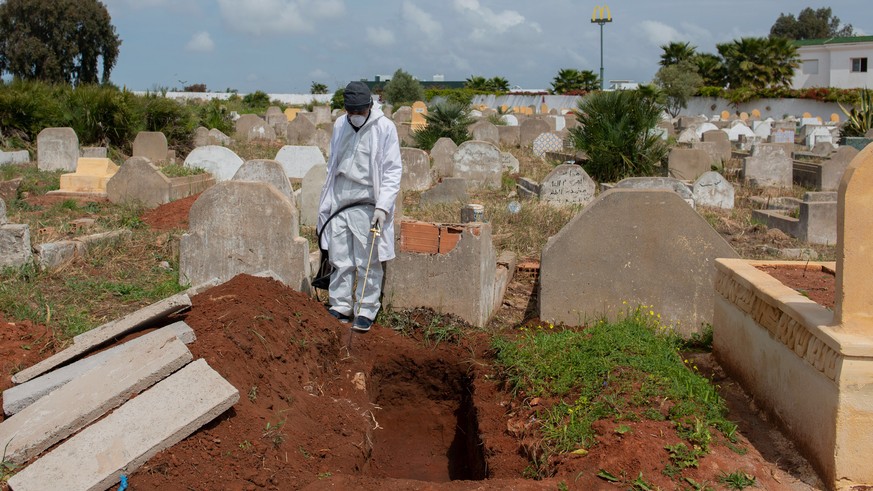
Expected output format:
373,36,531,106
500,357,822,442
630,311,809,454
519,119,551,147
400,147,432,192
430,138,458,178
692,171,734,209
299,164,327,227
184,145,244,182
37,127,79,171
232,159,294,201
540,164,596,206
452,141,502,190
274,145,326,179
235,114,276,142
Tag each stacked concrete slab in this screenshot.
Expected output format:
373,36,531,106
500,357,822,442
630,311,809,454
752,191,837,245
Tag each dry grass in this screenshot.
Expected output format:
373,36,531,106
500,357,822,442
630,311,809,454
228,140,286,161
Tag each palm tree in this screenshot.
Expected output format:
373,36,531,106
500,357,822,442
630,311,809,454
692,53,726,87
550,69,600,94
717,37,799,90
464,76,489,91
660,41,696,66
412,100,474,150
487,76,510,92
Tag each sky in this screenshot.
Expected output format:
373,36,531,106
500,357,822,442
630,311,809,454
102,0,871,94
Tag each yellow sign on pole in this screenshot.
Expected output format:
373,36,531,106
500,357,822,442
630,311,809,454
591,5,612,22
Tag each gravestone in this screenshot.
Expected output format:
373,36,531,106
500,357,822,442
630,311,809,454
235,114,276,142
314,128,331,158
753,121,772,140
500,114,519,126
299,164,327,227
694,122,719,139
743,143,792,187
724,124,755,142
411,101,427,130
419,177,469,206
539,164,595,206
179,180,310,290
532,132,564,158
811,142,836,157
208,128,231,146
692,171,734,209
273,145,326,179
0,149,28,166
400,147,432,192
540,189,738,335
701,130,731,162
430,138,457,178
821,146,860,191
132,132,169,164
470,120,499,145
286,116,317,146
668,148,711,181
452,141,502,190
312,105,332,126
183,145,244,182
80,147,107,159
393,106,412,124
501,152,520,173
519,119,551,147
614,177,693,202
0,198,31,266
232,159,293,201
547,115,566,132
498,125,520,147
193,127,209,147
677,128,700,143
58,158,119,194
264,106,286,126
772,128,795,144
284,107,300,122
107,157,169,208
806,127,833,148
37,128,78,171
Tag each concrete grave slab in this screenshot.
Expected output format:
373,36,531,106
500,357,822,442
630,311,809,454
232,159,293,201
132,132,169,164
532,132,564,159
540,189,738,335
0,333,192,464
0,223,31,268
539,164,595,206
3,321,195,416
668,147,711,181
701,130,731,162
193,127,209,147
273,145,327,180
519,119,551,147
7,359,238,491
299,163,327,227
419,177,469,206
0,149,29,166
235,114,276,142
470,120,499,145
184,145,244,182
743,143,792,188
822,146,860,191
179,181,310,291
452,141,502,190
400,147,432,191
614,177,693,201
37,127,78,172
57,158,119,194
430,137,458,178
11,293,192,384
107,157,214,209
500,114,518,126
208,128,232,146
498,125,520,147
501,152,519,173
692,171,735,209
0,177,21,204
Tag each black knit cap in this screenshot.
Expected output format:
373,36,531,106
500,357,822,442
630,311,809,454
344,81,372,111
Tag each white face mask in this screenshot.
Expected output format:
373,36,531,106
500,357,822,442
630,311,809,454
349,114,367,127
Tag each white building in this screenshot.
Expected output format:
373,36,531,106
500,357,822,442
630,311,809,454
792,36,873,89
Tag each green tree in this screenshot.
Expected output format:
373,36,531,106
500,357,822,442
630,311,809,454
654,60,704,117
310,81,328,94
487,76,510,92
570,90,668,182
717,37,799,90
412,100,473,150
241,90,271,111
770,7,853,40
692,53,726,88
0,0,121,85
550,69,599,94
383,69,424,105
330,87,344,110
464,75,488,91
659,41,696,67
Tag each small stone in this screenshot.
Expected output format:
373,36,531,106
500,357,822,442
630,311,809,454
159,261,172,271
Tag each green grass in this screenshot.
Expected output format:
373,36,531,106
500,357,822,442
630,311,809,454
376,307,467,347
0,163,62,196
492,309,738,476
160,164,206,178
718,470,757,489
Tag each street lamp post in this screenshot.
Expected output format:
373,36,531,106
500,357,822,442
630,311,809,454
591,5,612,90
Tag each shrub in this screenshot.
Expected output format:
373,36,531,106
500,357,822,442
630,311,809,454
241,90,271,113
840,88,873,138
330,88,344,110
0,80,65,142
382,69,425,106
66,84,140,148
196,98,234,135
570,90,669,182
139,94,197,149
412,100,473,151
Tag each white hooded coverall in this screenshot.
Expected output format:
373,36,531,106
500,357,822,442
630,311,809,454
315,106,402,320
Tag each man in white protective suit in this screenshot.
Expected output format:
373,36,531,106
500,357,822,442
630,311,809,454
316,81,402,333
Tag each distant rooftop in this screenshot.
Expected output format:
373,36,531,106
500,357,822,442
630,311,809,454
794,35,873,47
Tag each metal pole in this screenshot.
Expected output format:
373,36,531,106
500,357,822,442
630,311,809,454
599,23,604,90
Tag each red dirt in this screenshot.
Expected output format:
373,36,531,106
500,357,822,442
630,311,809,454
140,193,201,231
756,265,836,309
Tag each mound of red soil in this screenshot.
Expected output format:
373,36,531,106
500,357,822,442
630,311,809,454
756,265,835,309
140,193,200,231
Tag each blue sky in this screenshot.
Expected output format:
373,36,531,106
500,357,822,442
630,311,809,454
102,0,870,94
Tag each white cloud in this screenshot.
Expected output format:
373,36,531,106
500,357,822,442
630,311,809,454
638,20,683,47
309,68,329,80
401,2,443,42
217,0,346,36
185,32,215,52
453,0,540,43
366,27,395,47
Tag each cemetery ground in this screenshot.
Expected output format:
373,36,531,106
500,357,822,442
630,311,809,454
0,148,833,490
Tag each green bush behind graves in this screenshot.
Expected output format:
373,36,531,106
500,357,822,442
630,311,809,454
411,100,474,151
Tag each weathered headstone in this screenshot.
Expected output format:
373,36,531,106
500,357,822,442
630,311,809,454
519,119,551,147
419,177,469,206
273,145,326,179
207,128,231,146
470,120,499,145
806,126,833,148
232,159,294,201
312,105,332,126
79,147,107,159
265,106,286,126
37,127,78,171
539,164,595,206
183,145,244,182
668,148,712,181
235,114,276,142
500,114,519,126
498,125,520,147
692,171,734,209
677,128,700,143
501,152,520,173
532,132,564,158
0,217,31,268
314,128,331,158
694,122,719,139
701,129,731,162
193,127,209,148
614,177,693,202
393,106,412,124
411,101,428,130
0,149,29,166
771,128,795,144
286,116,316,146
821,146,860,191
452,141,502,190
299,164,327,227
540,189,738,335
179,180,310,290
743,143,792,187
132,132,169,164
430,137,458,178
753,120,772,140
400,147,432,192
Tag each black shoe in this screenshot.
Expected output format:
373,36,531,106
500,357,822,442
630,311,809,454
328,308,351,323
351,316,373,333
